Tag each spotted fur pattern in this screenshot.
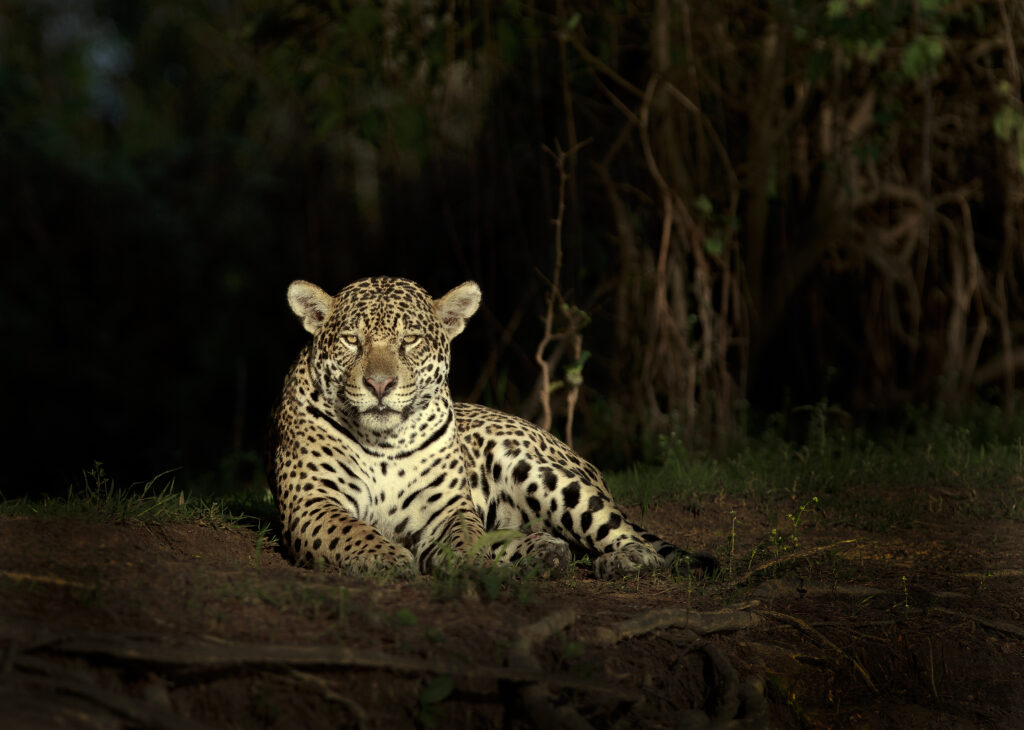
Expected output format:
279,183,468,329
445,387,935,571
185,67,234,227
267,276,715,579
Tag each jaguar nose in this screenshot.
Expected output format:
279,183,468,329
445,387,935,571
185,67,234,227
364,376,396,400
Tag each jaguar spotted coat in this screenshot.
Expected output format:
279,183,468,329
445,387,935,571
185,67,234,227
267,276,714,579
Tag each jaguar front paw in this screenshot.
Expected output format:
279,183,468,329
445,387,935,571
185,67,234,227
347,545,417,577
519,532,572,573
496,532,572,575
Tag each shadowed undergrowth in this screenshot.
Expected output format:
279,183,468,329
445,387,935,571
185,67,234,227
606,406,1024,529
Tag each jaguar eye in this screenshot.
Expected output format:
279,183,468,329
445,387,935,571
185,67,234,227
402,334,421,346
342,334,360,347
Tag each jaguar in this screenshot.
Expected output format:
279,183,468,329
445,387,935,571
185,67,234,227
267,276,715,579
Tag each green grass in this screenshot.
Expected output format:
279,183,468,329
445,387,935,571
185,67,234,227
606,405,1024,528
0,462,270,527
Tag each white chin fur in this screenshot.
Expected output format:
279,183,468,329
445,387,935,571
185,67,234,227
361,409,403,430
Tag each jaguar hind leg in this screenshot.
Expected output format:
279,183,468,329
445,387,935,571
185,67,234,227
593,542,664,580
594,540,721,580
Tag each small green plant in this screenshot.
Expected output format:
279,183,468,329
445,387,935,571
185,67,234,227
768,674,813,728
557,634,586,672
427,533,543,604
728,511,739,576
559,554,592,590
250,522,278,568
293,585,354,636
417,675,454,729
467,528,527,564
476,567,507,601
747,496,823,576
993,82,1024,176
763,496,820,559
785,496,820,551
975,571,993,593
393,607,418,627
767,527,783,559
635,464,650,528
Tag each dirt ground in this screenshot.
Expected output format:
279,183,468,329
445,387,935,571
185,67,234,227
2,489,1023,729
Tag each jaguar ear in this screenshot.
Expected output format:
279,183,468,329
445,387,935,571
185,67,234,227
434,281,481,339
287,280,333,335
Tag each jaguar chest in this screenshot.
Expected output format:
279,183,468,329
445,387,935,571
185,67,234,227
348,437,470,541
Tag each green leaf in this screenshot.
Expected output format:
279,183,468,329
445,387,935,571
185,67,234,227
564,350,591,388
562,640,585,661
705,234,723,256
901,35,944,80
420,675,455,705
694,194,713,217
856,38,885,65
394,607,418,626
480,570,504,600
918,0,947,14
469,529,525,558
993,105,1016,141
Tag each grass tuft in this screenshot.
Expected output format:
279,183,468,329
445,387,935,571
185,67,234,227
0,462,252,527
606,404,1024,528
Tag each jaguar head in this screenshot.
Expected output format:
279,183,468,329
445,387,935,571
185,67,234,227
287,276,480,435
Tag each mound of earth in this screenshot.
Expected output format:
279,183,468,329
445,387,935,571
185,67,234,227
1,494,1022,728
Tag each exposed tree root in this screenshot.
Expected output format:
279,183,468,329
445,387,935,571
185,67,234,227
508,608,595,730
3,607,771,728
13,628,635,701
929,607,1024,639
584,607,767,727
0,570,87,589
748,577,1024,639
723,539,860,589
758,610,877,692
285,668,370,729
593,606,761,644
701,641,740,723
958,569,1024,580
9,654,213,730
750,577,885,600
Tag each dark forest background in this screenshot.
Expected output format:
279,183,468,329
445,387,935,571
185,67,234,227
2,0,1022,498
